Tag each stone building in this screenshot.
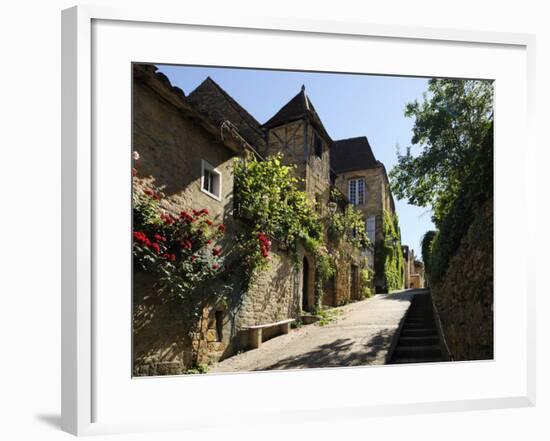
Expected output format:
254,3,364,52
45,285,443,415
132,64,387,375
260,86,369,307
330,136,400,292
402,245,425,289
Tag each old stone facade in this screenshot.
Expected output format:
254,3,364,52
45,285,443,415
331,137,400,291
132,64,385,375
402,245,425,289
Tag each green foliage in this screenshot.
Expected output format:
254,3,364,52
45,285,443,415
315,307,343,327
421,230,436,283
389,79,493,226
390,78,493,284
183,363,209,375
360,267,374,298
234,153,333,295
375,211,404,292
234,153,322,248
327,203,371,249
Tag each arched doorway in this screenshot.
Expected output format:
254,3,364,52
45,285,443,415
302,257,310,311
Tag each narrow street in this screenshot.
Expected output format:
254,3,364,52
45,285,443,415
210,290,418,373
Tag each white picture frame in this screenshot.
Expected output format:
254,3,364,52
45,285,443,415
62,5,536,436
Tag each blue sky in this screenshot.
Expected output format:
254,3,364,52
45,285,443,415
157,64,434,257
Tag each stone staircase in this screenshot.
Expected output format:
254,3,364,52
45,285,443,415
389,291,444,364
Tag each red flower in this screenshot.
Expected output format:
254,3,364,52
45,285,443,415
180,211,194,223
160,213,175,225
182,239,193,250
212,247,222,257
144,189,153,196
205,219,213,226
150,242,160,253
170,254,176,261
257,231,271,258
133,231,151,247
218,224,225,233
212,264,219,270
154,234,166,242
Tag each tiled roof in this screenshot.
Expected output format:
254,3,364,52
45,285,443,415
330,136,378,173
187,77,266,150
263,86,332,142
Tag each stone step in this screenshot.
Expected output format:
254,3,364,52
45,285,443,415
402,321,435,328
400,328,437,337
398,336,440,346
406,313,434,319
393,345,442,359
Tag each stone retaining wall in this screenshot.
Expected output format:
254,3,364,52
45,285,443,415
431,198,493,361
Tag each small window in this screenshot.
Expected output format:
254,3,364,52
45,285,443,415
201,160,222,201
348,178,365,205
314,134,323,158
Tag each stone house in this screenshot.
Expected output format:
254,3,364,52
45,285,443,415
132,64,381,375
403,245,411,288
330,136,400,292
412,260,425,289
402,245,425,289
260,86,367,307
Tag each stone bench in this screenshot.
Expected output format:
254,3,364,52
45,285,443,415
242,318,295,349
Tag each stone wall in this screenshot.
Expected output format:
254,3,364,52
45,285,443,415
133,271,193,376
431,198,493,361
237,244,302,327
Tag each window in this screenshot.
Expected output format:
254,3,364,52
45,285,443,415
348,178,365,205
201,160,222,200
314,134,323,158
366,216,376,243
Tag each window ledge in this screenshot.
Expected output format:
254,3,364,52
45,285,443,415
201,188,222,202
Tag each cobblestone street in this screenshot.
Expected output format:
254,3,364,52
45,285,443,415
210,290,416,373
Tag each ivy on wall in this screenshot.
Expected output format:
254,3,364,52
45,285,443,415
375,210,404,292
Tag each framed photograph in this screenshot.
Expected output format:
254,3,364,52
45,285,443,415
62,5,536,436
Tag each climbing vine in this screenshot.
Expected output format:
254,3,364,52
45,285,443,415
233,153,326,280
360,265,375,298
375,210,404,292
327,198,370,249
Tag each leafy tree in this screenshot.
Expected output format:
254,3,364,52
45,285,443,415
389,79,493,225
420,230,436,282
